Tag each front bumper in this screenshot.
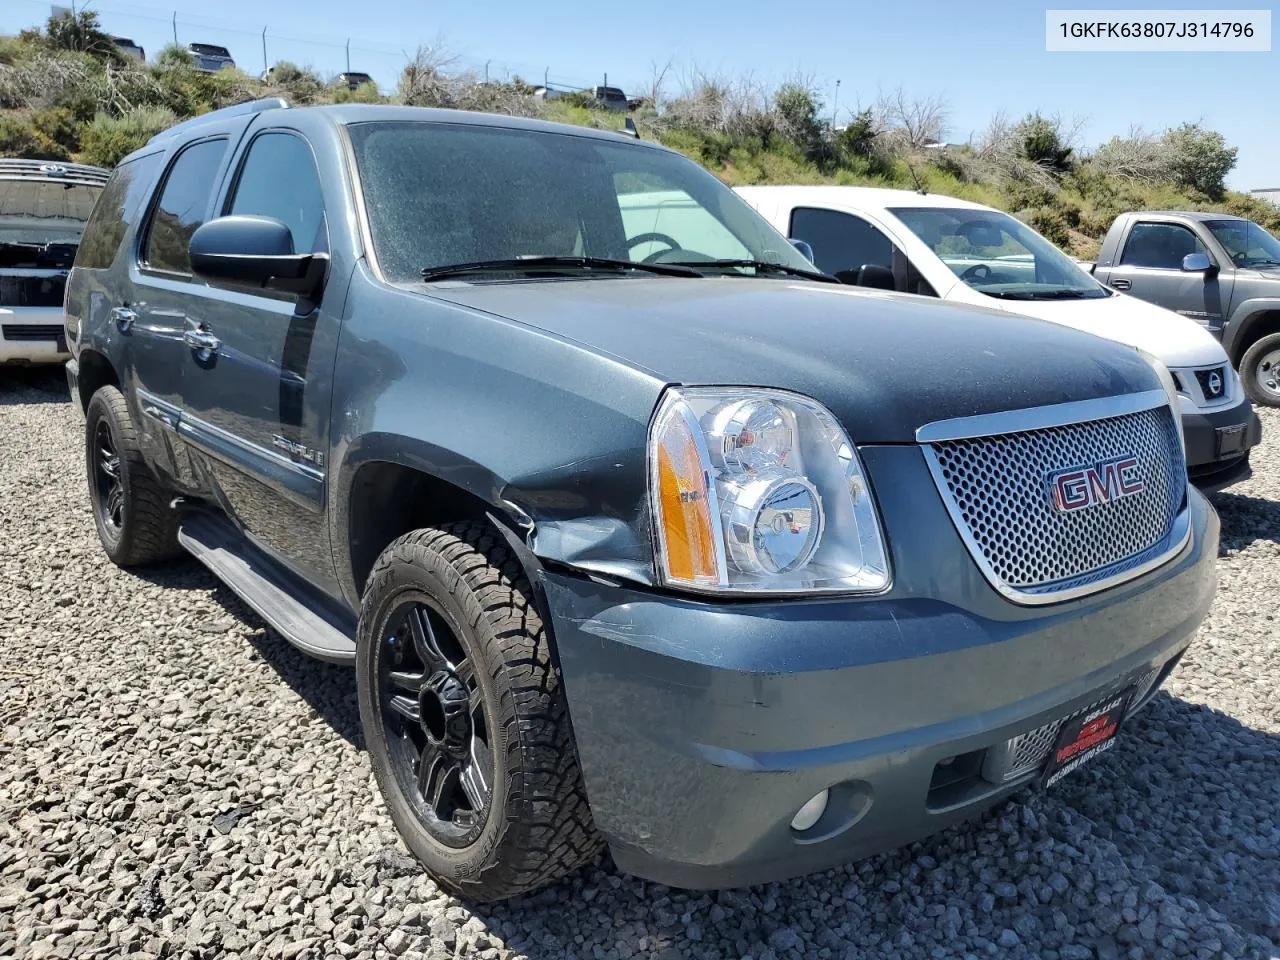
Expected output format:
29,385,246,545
0,307,71,365
543,479,1218,890
1181,394,1262,492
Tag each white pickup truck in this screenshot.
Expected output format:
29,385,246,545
735,185,1262,493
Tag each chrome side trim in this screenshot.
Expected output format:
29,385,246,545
915,390,1169,444
178,412,324,483
921,443,1192,606
135,388,181,429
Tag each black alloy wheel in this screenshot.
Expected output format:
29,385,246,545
379,598,493,846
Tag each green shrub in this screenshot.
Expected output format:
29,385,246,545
155,44,193,68
79,106,178,167
332,82,383,104
1012,113,1073,173
837,109,878,158
31,107,81,154
1020,205,1073,247
266,61,324,103
0,112,69,159
1160,123,1236,199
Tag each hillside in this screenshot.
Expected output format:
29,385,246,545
3,11,1277,259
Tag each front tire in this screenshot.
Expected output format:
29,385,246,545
84,386,181,567
356,522,601,901
1240,331,1280,407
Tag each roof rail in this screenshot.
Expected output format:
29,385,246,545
147,96,291,145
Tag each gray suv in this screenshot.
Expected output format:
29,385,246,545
65,98,1218,901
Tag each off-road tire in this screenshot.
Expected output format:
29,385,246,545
84,386,181,567
1239,331,1280,407
356,521,602,901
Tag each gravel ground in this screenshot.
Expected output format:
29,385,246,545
1,367,1278,960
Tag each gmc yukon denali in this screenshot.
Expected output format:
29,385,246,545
65,99,1219,901
1091,210,1280,409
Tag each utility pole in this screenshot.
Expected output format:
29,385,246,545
544,67,549,88
832,79,841,126
261,27,267,76
485,60,490,83
345,39,350,72
171,11,177,46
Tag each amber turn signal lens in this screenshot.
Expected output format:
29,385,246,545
653,401,719,585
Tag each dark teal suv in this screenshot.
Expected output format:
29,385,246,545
65,98,1218,901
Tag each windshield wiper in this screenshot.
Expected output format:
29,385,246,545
663,258,839,283
1025,289,1106,300
420,256,703,281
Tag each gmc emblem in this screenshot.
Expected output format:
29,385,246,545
1047,455,1144,513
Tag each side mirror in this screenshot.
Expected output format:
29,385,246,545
855,263,896,291
789,238,815,264
189,215,327,300
1181,252,1216,276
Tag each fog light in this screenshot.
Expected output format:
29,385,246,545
790,789,829,832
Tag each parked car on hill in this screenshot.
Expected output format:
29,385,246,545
1,159,108,366
737,185,1262,493
65,99,1217,901
186,43,235,72
111,36,145,61
1088,211,1280,409
334,72,375,91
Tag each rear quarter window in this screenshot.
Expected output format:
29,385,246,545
74,153,162,270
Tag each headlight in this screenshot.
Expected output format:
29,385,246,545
648,386,890,595
1134,348,1186,458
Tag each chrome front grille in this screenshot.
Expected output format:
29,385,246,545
982,668,1162,783
921,395,1187,604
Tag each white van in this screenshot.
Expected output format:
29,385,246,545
735,185,1261,492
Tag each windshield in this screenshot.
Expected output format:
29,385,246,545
190,44,230,56
1205,219,1280,267
347,120,813,283
0,179,102,245
889,206,1108,300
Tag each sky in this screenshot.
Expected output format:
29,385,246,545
4,0,1276,191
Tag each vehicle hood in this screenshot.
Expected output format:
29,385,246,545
951,287,1228,368
419,277,1161,443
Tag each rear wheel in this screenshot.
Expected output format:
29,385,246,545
1240,331,1280,407
84,386,181,566
356,522,601,901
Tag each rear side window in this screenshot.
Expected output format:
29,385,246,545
75,153,161,270
791,206,936,296
143,138,228,275
1119,222,1207,269
227,132,327,254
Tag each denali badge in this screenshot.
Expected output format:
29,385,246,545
1047,455,1143,513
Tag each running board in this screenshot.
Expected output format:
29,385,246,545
177,512,357,665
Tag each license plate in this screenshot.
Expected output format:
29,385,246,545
1215,423,1246,457
1041,688,1132,789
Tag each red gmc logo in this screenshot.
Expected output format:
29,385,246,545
1047,455,1144,513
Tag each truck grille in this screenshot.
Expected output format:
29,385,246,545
981,667,1162,783
1,323,65,342
0,274,66,308
923,401,1186,603
1193,366,1227,401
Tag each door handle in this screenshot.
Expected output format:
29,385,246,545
1110,279,1131,290
184,327,221,357
111,306,136,333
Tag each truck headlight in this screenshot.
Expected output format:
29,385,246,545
648,386,890,595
